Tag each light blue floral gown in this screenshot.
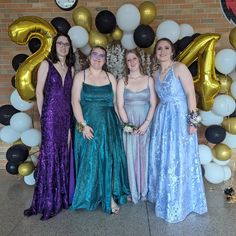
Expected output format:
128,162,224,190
148,65,207,223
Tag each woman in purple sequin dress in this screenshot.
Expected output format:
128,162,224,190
24,34,75,220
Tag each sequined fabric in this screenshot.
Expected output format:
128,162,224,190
148,67,207,223
24,60,74,220
123,87,150,203
71,82,130,213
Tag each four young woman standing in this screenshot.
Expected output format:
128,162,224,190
24,34,207,222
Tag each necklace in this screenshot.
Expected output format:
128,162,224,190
160,63,173,75
129,74,142,80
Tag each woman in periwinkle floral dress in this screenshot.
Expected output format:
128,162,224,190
148,38,207,223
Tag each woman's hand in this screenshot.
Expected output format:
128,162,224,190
189,125,197,135
82,125,94,140
135,121,149,135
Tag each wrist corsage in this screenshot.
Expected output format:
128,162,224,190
123,122,137,134
187,110,201,128
76,121,87,132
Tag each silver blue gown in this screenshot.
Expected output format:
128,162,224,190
148,66,207,223
123,87,150,203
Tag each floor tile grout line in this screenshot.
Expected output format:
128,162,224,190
145,201,152,236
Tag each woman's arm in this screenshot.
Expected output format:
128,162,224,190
175,62,198,134
36,60,49,116
109,73,121,117
71,71,94,139
116,78,129,123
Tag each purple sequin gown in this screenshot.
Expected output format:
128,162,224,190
24,60,74,220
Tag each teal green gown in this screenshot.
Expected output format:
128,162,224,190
71,81,130,213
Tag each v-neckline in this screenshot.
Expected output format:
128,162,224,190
158,66,172,83
52,62,69,87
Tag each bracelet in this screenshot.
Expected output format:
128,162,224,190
76,121,87,132
187,110,201,128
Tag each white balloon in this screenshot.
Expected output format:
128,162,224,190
199,110,223,126
212,95,236,117
223,166,232,181
230,81,236,99
24,171,36,185
10,90,34,111
215,49,236,75
204,162,225,184
156,20,180,43
229,68,236,81
0,125,20,144
116,4,140,32
212,157,230,166
198,144,213,165
222,132,236,148
10,112,32,133
179,24,194,39
68,26,89,49
21,128,41,147
121,32,137,50
80,43,92,56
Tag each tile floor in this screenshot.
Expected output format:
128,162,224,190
1,170,236,236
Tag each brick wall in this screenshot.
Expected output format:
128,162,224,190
0,0,235,167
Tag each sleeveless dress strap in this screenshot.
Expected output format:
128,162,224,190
84,70,86,82
105,71,111,83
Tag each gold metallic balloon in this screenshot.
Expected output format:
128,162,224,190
8,16,57,101
13,140,31,151
177,33,221,111
106,33,113,44
18,161,35,176
212,143,232,161
217,74,233,94
139,1,157,25
89,30,108,49
72,7,92,32
112,27,123,41
222,118,236,134
144,37,157,54
229,27,236,49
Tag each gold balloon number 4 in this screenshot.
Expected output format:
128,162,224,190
177,33,221,111
8,16,57,101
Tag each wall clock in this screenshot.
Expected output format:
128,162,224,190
55,0,78,11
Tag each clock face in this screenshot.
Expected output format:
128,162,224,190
55,0,78,11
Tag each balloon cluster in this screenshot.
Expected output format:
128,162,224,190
197,27,236,184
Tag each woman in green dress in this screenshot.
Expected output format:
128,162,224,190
71,46,130,215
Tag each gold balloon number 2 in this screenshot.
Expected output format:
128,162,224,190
177,33,221,111
8,16,57,101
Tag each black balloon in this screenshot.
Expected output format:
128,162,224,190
205,125,226,144
51,17,71,34
188,61,198,77
6,162,19,175
11,75,16,88
134,25,155,48
28,38,41,53
12,54,28,71
6,144,29,165
0,104,19,125
192,33,201,40
95,10,116,34
178,36,193,51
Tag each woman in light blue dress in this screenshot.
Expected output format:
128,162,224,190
148,38,207,223
117,49,157,204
